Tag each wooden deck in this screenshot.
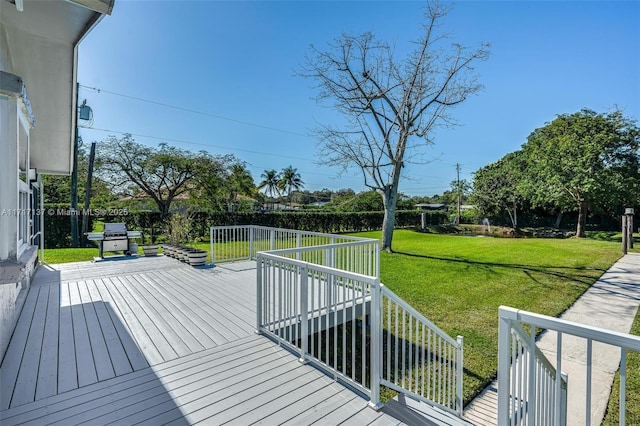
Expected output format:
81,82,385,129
0,255,470,425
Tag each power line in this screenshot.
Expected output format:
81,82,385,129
79,84,310,138
88,127,314,163
85,127,343,182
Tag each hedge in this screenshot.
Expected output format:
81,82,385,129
43,210,448,248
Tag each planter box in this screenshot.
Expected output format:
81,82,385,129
187,250,207,266
142,245,159,256
162,244,175,258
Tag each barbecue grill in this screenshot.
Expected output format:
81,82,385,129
86,223,142,258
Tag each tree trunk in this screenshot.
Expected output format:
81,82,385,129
576,200,588,237
554,211,564,229
381,185,399,252
159,203,170,220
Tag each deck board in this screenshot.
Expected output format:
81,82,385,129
57,282,78,393
69,281,99,388
85,280,133,376
35,284,60,400
10,286,49,407
132,273,217,348
78,280,115,382
92,278,151,370
0,285,39,409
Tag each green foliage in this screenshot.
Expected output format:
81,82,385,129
98,135,206,217
353,229,622,404
520,109,640,235
258,169,281,201
278,165,304,204
326,190,415,212
473,151,526,229
191,158,256,213
43,210,445,248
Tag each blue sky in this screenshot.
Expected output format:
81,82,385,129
78,1,640,197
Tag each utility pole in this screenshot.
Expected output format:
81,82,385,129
81,142,96,246
456,163,461,225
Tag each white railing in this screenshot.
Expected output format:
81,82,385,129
250,229,463,415
498,306,640,425
257,251,377,398
380,285,464,416
502,319,568,425
210,225,379,275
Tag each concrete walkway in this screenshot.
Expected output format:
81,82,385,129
464,252,640,425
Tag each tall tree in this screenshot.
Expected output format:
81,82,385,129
472,151,525,230
520,109,640,237
300,1,489,251
258,169,281,208
225,163,256,212
278,166,304,207
98,134,203,218
191,153,250,212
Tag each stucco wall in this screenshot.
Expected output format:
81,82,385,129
0,22,14,73
0,246,37,363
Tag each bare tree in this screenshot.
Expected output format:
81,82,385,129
300,2,489,251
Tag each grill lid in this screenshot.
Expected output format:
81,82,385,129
103,222,128,236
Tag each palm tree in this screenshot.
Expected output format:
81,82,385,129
278,166,304,209
258,169,280,210
226,164,255,212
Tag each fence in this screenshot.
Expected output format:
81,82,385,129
237,225,464,416
498,306,640,425
210,225,380,276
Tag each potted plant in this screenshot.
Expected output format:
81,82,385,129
142,244,159,256
167,212,192,261
187,249,208,266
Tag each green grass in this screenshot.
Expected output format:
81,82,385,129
352,229,622,404
602,310,640,425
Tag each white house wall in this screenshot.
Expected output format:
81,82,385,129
0,22,13,73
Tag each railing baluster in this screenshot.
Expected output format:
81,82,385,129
556,331,563,425
621,347,626,426
586,338,592,426
300,264,308,363
409,315,413,392
386,296,391,381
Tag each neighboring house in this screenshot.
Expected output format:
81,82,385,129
0,0,113,360
415,203,447,210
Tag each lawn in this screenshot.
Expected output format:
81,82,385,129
352,229,623,404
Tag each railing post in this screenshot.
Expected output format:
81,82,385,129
270,229,275,251
249,225,254,260
210,226,215,265
456,335,464,416
498,308,512,425
299,264,309,364
296,231,302,260
369,278,382,410
256,253,263,334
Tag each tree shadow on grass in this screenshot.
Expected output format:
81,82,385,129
393,251,606,285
